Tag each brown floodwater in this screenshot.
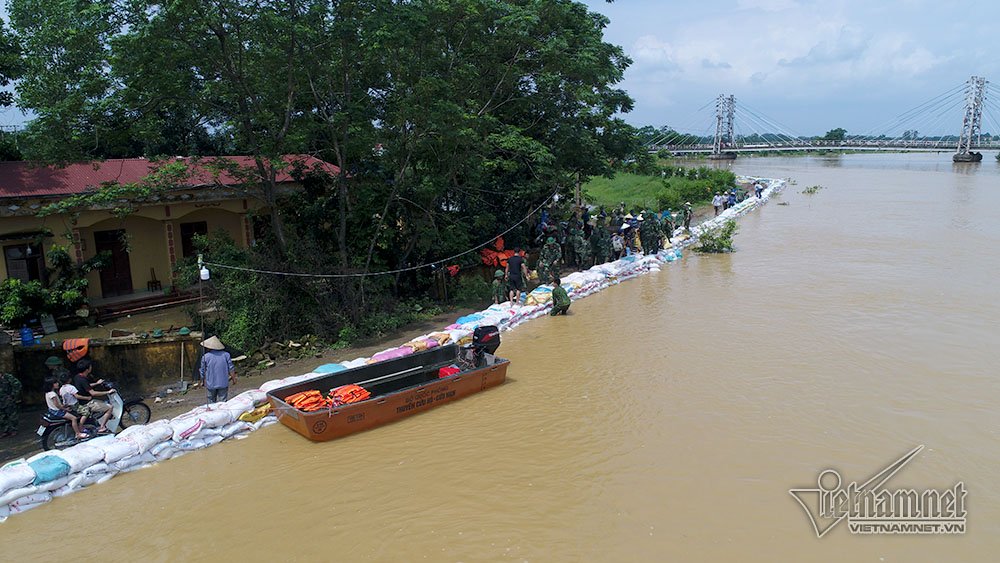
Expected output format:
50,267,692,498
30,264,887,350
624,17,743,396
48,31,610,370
3,152,1000,561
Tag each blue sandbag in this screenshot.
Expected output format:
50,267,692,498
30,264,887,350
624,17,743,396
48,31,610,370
455,313,484,325
29,456,71,486
314,363,346,374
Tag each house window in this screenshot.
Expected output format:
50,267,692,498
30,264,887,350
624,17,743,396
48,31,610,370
179,221,208,258
4,243,45,282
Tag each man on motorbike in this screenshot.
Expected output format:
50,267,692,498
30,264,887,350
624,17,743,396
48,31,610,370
70,359,114,433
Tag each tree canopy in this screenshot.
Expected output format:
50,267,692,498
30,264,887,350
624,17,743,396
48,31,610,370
7,0,638,346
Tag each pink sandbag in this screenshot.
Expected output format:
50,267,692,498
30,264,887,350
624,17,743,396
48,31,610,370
369,347,414,363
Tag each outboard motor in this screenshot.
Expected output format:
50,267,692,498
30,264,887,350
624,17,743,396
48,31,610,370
469,325,500,367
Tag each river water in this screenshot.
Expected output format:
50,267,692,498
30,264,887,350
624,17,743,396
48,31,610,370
3,152,999,561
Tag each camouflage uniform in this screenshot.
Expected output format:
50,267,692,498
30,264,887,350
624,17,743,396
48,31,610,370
591,224,612,264
639,215,659,255
0,372,23,436
537,239,562,284
662,210,674,243
569,225,590,267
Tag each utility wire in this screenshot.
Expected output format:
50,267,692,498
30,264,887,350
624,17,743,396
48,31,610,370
203,191,558,279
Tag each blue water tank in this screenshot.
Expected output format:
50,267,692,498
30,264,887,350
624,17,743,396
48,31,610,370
19,326,34,346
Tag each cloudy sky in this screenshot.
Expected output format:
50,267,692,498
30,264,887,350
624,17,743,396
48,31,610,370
582,0,1000,136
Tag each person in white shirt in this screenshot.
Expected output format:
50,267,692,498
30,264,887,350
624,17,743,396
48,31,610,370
712,193,724,216
45,377,87,438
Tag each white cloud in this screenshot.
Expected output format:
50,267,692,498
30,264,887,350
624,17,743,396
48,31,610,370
582,0,986,133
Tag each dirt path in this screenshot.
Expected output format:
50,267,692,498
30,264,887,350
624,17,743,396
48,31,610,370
0,307,474,463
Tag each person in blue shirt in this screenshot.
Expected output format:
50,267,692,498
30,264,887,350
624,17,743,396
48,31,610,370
200,336,236,403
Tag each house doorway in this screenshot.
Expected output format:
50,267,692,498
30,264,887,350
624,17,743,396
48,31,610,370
94,229,133,297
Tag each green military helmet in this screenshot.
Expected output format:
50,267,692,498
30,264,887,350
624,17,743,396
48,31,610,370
45,356,63,367
546,237,556,244
494,269,504,279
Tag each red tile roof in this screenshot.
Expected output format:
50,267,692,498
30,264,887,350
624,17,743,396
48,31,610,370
0,155,340,199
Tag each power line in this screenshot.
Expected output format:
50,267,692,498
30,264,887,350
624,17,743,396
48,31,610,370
203,191,558,279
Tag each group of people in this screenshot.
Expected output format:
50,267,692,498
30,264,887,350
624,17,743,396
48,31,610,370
42,356,115,439
488,200,705,315
0,332,237,443
711,182,764,217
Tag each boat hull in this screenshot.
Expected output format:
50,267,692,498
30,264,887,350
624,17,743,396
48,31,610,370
269,358,508,441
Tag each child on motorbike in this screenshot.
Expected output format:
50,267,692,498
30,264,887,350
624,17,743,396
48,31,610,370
58,373,91,431
44,377,88,439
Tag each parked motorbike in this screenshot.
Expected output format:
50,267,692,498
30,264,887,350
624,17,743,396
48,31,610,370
37,382,152,450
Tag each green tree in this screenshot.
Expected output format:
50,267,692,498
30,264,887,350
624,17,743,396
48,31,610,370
823,127,847,141
11,0,637,347
0,16,21,108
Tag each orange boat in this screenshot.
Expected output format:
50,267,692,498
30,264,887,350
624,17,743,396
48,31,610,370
267,327,508,441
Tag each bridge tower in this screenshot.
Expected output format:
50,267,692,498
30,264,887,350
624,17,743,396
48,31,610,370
710,94,737,160
954,76,987,162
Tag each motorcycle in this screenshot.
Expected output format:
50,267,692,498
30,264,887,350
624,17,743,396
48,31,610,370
37,382,152,451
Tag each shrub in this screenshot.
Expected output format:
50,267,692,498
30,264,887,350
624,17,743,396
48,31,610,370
451,275,492,304
695,220,739,253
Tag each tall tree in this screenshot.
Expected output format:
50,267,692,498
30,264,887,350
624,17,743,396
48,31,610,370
0,16,21,108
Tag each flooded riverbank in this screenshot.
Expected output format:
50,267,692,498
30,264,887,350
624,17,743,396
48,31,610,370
3,153,998,561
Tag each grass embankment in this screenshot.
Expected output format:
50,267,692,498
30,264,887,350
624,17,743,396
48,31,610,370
583,167,737,211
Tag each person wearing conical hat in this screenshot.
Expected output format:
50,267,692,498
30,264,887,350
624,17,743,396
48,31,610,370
200,336,236,404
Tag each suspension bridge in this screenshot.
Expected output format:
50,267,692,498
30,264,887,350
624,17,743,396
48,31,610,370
649,76,1000,162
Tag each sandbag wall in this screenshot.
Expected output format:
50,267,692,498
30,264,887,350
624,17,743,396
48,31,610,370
0,177,784,523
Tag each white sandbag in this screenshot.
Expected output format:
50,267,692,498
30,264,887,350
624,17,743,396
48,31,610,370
221,395,255,417
0,462,35,495
0,504,9,519
169,415,205,441
199,407,234,428
83,462,111,478
101,439,140,463
8,492,52,514
253,416,278,430
203,435,224,447
220,421,251,439
110,451,155,473
153,447,177,462
67,472,106,490
95,473,115,485
0,485,38,507
149,441,175,457
52,484,74,498
195,427,223,440
175,437,209,451
54,444,106,474
259,378,289,393
36,476,70,493
340,357,368,369
232,389,267,405
117,423,173,454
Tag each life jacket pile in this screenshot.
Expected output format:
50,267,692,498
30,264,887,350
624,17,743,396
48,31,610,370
330,384,371,407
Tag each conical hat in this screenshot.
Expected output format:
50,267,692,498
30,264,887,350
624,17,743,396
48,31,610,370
201,335,225,350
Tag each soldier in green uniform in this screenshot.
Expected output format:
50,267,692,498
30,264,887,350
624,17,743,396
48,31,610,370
537,237,562,284
598,219,614,264
682,202,693,231
661,209,674,244
0,372,23,438
570,224,591,268
550,277,571,316
491,270,507,305
639,213,658,255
